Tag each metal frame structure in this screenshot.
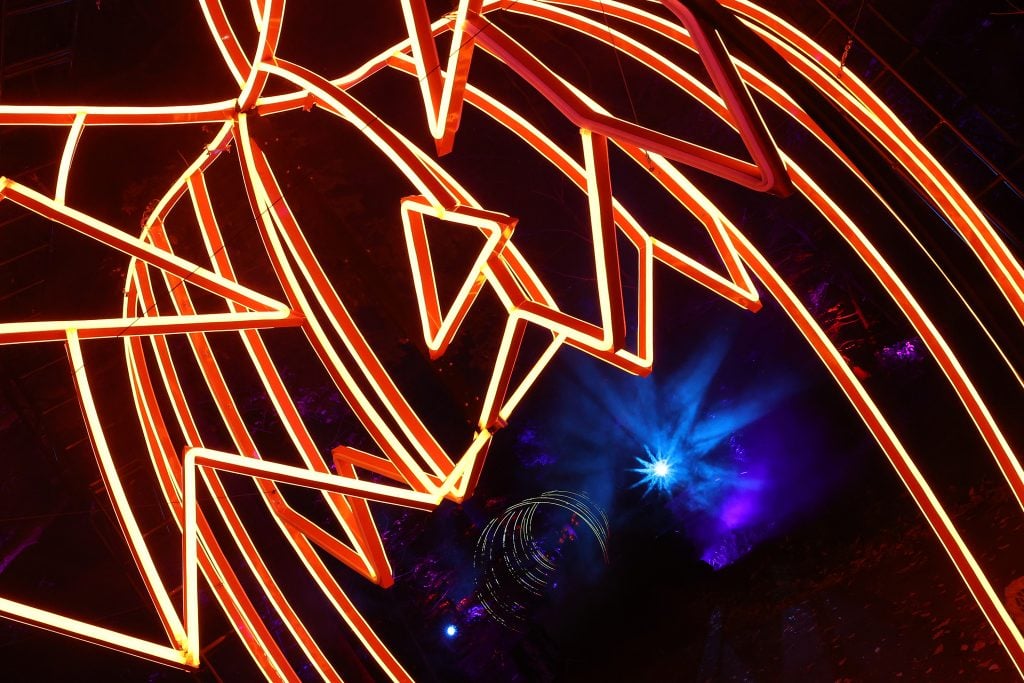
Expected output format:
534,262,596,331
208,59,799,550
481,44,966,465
0,1,1021,680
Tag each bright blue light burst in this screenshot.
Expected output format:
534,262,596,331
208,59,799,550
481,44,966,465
444,624,458,638
631,445,681,495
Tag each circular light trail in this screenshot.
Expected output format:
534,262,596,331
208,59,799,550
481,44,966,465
475,490,611,631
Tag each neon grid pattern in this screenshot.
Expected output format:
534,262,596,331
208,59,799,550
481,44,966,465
0,1,1021,680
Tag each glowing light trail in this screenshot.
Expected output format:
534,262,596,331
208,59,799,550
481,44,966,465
475,491,610,631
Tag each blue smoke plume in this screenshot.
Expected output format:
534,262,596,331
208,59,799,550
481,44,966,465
524,320,842,568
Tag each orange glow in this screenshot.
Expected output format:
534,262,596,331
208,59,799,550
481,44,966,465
0,1,1020,680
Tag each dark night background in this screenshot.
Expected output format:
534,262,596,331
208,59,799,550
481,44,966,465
0,0,1022,681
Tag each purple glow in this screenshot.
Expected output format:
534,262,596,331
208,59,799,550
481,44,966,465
719,493,759,530
808,282,829,311
878,338,924,364
700,530,755,570
516,428,558,468
544,329,841,575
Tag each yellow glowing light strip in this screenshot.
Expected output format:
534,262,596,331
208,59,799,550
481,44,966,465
528,0,1019,387
393,55,661,362
726,0,1024,324
54,330,199,666
133,224,386,681
125,123,338,679
721,223,1024,673
143,207,379,581
121,288,300,680
185,448,441,508
462,11,788,193
401,195,515,358
0,101,238,125
140,121,235,241
197,0,250,87
258,59,457,210
234,113,440,490
0,311,299,344
54,113,85,204
227,119,502,677
186,170,388,582
0,178,289,314
69,329,194,659
399,0,484,154
0,596,190,666
237,115,488,482
236,0,284,111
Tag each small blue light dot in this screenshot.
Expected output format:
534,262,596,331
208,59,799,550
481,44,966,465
444,624,457,638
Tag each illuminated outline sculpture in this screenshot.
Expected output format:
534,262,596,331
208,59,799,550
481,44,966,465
0,0,1021,679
